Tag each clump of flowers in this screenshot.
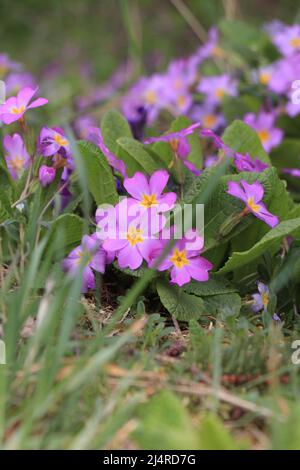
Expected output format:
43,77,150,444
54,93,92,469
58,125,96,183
101,199,165,270
94,169,213,287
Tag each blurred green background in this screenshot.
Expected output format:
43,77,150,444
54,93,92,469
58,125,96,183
1,0,299,82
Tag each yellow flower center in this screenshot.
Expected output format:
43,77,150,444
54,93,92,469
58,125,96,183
140,193,158,208
261,292,269,308
144,90,157,105
170,248,189,269
203,113,217,128
215,87,225,99
257,129,270,144
11,105,25,114
259,72,271,85
247,197,261,213
289,37,300,48
212,45,223,58
174,78,183,89
126,226,144,246
54,133,68,146
76,250,92,266
11,156,24,170
177,95,186,107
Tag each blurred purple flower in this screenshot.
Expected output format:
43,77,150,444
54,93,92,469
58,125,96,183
63,234,113,293
244,111,283,152
204,155,218,168
272,313,281,322
268,54,300,94
234,152,268,173
253,64,275,87
0,53,21,78
3,133,30,180
122,75,167,125
271,24,300,57
189,102,226,130
196,27,223,61
74,115,97,139
282,168,300,178
5,72,36,96
197,74,238,104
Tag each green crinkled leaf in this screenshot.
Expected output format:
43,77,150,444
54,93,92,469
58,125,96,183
222,119,271,164
156,279,205,321
218,217,300,274
113,261,147,278
182,278,240,317
202,292,241,317
100,108,132,154
49,214,84,253
78,140,118,205
183,275,237,296
117,136,160,176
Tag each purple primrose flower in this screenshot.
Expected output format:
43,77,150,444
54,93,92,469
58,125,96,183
227,180,279,228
